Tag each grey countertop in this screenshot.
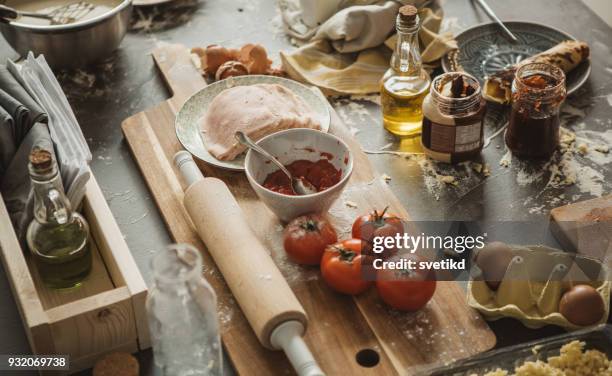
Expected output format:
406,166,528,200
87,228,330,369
1,0,611,374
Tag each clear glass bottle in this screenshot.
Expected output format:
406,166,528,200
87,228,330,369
381,5,431,137
146,244,222,376
26,148,92,289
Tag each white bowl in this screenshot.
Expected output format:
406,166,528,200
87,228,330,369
245,129,353,222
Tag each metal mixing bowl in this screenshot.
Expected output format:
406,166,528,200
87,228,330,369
0,0,132,69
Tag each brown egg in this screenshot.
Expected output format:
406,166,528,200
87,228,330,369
559,284,605,326
475,241,514,291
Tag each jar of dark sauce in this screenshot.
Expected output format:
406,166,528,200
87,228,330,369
505,62,566,159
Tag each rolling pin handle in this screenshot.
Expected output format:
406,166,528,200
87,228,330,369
174,151,204,186
271,321,325,376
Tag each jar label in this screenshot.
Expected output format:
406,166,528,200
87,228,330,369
423,118,482,154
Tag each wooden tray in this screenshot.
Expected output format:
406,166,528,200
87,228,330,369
121,44,496,375
0,173,149,374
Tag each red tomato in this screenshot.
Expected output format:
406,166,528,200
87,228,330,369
376,253,436,311
320,239,373,295
283,214,338,265
352,207,404,257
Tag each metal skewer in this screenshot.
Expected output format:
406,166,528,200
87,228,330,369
473,0,518,42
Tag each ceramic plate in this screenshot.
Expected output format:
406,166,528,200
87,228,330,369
442,21,591,95
175,75,331,171
133,0,176,6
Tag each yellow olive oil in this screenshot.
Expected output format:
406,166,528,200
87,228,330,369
380,5,431,141
381,77,430,136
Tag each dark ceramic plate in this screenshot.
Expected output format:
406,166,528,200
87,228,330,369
442,21,591,95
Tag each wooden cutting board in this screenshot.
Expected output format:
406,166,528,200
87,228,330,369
550,194,612,266
121,44,496,375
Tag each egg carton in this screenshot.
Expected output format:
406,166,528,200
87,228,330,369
468,245,610,330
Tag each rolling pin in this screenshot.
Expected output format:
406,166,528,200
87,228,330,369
174,151,324,376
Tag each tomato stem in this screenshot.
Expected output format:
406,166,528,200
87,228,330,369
332,246,356,263
371,206,390,227
300,220,318,232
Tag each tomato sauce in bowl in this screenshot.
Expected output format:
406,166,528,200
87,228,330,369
263,159,342,195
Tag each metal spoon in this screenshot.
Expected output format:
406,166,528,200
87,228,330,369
473,0,518,43
0,5,55,23
0,2,94,25
235,131,317,196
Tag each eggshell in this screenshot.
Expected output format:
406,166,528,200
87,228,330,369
239,44,272,74
202,44,234,75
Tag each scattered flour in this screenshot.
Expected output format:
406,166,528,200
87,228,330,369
267,7,286,40
513,126,610,205
499,149,512,167
528,205,545,215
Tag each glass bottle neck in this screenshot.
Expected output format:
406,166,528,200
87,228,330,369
31,171,72,225
392,29,422,75
152,245,203,293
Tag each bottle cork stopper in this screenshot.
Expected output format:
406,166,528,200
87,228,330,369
29,148,53,172
398,5,418,23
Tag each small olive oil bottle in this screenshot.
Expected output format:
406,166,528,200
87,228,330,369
381,5,431,137
26,148,92,289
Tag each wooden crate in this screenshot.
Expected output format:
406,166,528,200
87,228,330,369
0,173,150,374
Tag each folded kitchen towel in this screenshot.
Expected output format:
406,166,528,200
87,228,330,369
0,65,47,142
0,123,55,243
0,54,91,243
0,105,15,177
279,0,457,95
313,1,401,53
15,54,92,206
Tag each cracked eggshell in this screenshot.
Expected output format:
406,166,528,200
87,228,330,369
201,44,235,76
239,44,272,75
215,61,249,81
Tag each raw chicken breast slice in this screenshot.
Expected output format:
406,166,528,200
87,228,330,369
203,84,322,161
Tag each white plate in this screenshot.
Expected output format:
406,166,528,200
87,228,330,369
175,75,331,171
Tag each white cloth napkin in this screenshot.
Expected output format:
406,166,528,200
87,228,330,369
312,1,400,53
280,0,431,43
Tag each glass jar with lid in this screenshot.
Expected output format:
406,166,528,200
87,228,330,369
506,62,566,159
421,72,486,163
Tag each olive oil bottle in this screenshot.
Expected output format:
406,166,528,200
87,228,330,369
381,5,431,137
26,148,92,289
